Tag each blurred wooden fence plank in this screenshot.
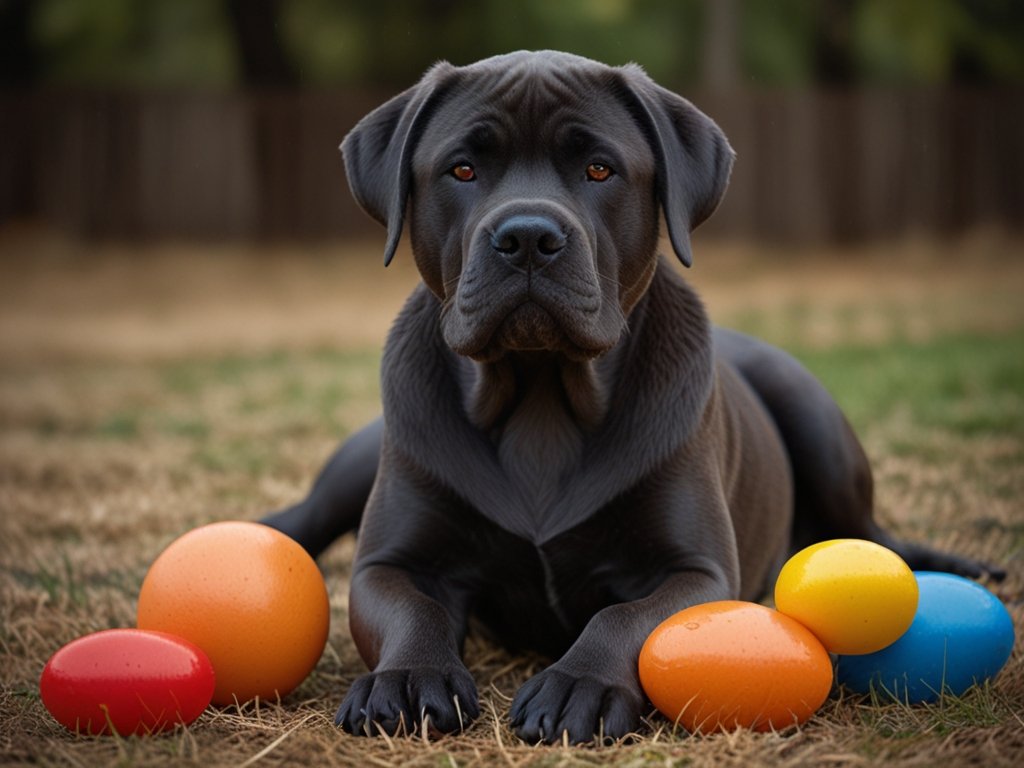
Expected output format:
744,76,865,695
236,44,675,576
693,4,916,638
1,87,1021,244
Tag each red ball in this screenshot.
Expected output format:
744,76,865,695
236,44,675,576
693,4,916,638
40,629,215,736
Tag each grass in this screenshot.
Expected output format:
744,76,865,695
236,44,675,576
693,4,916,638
795,332,1024,440
1,233,1022,766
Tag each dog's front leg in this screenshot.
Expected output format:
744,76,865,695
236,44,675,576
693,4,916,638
336,562,478,736
330,440,483,737
511,558,738,745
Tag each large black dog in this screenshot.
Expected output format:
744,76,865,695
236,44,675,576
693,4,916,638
264,51,997,744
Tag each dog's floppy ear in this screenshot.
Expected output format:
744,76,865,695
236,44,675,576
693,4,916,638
340,62,457,266
617,65,735,267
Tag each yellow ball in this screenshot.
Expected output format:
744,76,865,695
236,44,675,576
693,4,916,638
774,539,918,655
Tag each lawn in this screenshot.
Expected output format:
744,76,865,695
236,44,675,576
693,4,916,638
1,231,1022,766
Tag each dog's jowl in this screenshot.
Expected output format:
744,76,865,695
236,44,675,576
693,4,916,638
263,50,1000,744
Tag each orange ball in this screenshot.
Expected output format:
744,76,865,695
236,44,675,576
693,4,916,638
137,521,329,706
639,601,832,733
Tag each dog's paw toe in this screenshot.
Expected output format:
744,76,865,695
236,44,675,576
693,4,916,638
335,666,479,737
510,668,643,745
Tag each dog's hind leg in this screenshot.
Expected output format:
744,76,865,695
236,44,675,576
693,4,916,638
261,417,382,559
713,328,1004,581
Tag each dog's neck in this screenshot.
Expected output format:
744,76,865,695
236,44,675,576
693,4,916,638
462,350,621,433
460,352,609,514
458,313,635,514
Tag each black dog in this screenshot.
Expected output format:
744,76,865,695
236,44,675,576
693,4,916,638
264,51,998,744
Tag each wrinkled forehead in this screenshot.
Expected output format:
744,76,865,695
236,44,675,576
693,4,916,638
415,58,651,168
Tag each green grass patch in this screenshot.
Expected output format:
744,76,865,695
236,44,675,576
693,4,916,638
853,681,1009,738
192,438,277,476
158,416,211,440
26,553,86,607
161,347,380,390
792,330,1024,441
96,411,141,439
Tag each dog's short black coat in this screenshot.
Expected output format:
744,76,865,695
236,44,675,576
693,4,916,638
264,50,1000,744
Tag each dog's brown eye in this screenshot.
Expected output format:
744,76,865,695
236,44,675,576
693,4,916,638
586,163,612,182
451,164,476,182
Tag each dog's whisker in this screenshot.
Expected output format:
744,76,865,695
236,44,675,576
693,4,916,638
441,273,463,293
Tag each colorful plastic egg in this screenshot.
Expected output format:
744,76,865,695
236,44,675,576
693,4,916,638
40,629,215,736
836,572,1014,703
639,601,833,733
137,521,329,706
774,539,918,655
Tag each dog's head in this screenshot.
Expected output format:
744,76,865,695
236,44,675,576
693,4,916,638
342,50,733,362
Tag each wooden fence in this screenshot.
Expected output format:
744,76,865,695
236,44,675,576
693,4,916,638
1,87,1022,243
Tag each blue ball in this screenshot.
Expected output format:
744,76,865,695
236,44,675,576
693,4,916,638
836,572,1014,703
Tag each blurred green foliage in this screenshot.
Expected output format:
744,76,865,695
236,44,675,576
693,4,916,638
17,0,1024,88
29,0,237,86
854,0,1024,83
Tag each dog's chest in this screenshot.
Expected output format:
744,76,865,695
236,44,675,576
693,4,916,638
495,375,583,518
474,502,668,657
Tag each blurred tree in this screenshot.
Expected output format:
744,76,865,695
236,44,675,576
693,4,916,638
739,0,820,86
702,0,740,88
226,0,296,86
814,0,856,85
30,0,236,86
853,0,1024,84
280,0,703,88
0,0,36,84
19,0,1024,89
952,0,1024,83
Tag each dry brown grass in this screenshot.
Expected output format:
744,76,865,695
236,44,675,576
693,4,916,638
1,228,1022,767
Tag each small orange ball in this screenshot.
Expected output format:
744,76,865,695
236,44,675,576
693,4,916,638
639,601,832,733
137,521,329,706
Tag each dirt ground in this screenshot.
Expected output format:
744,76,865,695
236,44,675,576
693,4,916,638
1,228,1022,766
2,227,1022,362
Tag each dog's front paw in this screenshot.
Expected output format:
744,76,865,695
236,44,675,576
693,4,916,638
335,666,479,737
509,667,644,745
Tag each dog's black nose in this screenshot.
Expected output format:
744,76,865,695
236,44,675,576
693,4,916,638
490,215,567,269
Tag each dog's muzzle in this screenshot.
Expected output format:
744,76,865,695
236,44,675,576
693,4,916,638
441,202,611,361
